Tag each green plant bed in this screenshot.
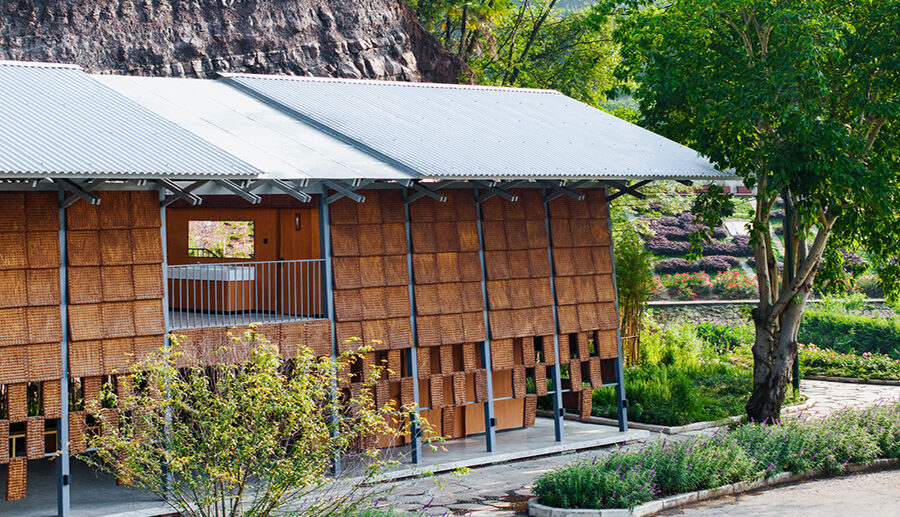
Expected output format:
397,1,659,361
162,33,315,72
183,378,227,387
533,401,900,510
798,310,900,359
798,344,900,381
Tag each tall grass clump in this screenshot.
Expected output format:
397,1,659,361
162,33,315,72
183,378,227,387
533,401,900,510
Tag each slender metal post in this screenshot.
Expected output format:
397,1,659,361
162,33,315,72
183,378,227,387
604,188,628,432
783,192,800,393
57,188,71,517
159,189,174,492
473,189,497,452
541,188,565,442
401,188,423,464
318,185,341,475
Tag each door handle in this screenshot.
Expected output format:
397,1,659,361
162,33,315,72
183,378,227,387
295,214,301,231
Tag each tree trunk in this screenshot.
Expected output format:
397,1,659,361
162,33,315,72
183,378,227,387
746,291,808,422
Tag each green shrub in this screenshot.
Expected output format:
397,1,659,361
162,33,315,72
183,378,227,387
639,320,707,367
696,322,754,353
534,401,900,510
798,343,900,380
799,309,900,359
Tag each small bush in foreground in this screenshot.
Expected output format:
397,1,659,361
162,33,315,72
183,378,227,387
534,402,900,509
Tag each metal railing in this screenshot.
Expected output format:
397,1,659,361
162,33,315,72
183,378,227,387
167,258,325,329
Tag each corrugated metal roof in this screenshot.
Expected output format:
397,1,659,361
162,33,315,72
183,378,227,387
0,60,259,178
224,74,731,180
95,75,415,181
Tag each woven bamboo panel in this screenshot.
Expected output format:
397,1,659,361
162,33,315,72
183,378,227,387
528,249,551,278
596,302,619,330
387,350,402,381
490,339,515,370
441,406,456,438
589,219,612,246
66,230,101,266
117,375,134,400
26,417,45,459
577,303,599,332
102,338,134,373
306,320,334,357
592,246,613,274
333,257,362,290
558,335,571,362
569,360,583,392
83,376,102,406
0,425,7,464
356,195,383,225
132,264,164,300
574,275,596,304
429,375,444,407
330,196,358,225
0,233,27,270
98,191,134,229
67,267,102,304
416,346,431,378
26,306,63,344
574,248,597,276
359,256,386,287
557,305,579,334
386,317,412,349
597,329,619,359
133,335,163,363
435,253,460,283
580,389,593,419
411,223,437,253
488,309,512,340
415,315,440,347
549,219,573,248
331,225,360,256
411,253,437,284
375,381,391,408
439,344,455,374
434,222,458,252
26,231,61,270
577,332,591,359
572,222,596,248
43,380,62,419
385,286,411,318
552,248,575,277
462,343,480,372
129,191,162,229
522,337,536,365
439,313,465,345
336,322,363,351
437,283,462,314
8,383,27,422
100,266,134,302
484,251,509,280
0,308,27,347
541,336,556,365
507,279,531,309
452,372,467,405
27,268,61,306
68,304,102,341
99,230,133,266
383,255,409,286
481,220,506,251
589,357,603,387
400,377,415,406
535,365,548,396
460,282,484,313
455,221,480,252
510,308,535,337
362,319,389,350
524,395,538,427
68,411,87,454
530,278,553,308
486,280,510,310
507,250,531,279
69,339,101,378
504,221,529,250
333,289,362,322
361,287,386,320
27,343,62,381
594,274,615,302
457,252,481,282
0,270,26,308
133,299,165,336
0,192,26,231
382,224,409,255
131,229,164,264
358,224,386,256
475,370,488,402
6,457,27,501
512,366,527,399
462,311,487,343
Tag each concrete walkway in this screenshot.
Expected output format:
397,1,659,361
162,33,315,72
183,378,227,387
373,379,900,515
660,469,900,516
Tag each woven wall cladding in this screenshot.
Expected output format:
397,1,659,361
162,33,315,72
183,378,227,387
0,425,7,465
6,457,27,501
26,417,44,460
524,395,538,427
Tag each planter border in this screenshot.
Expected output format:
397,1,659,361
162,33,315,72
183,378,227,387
539,395,816,435
805,375,900,386
528,458,899,517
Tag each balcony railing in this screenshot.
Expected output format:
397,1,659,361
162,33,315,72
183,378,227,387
167,258,325,329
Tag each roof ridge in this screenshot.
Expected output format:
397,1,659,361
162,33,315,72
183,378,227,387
218,72,562,95
0,59,82,70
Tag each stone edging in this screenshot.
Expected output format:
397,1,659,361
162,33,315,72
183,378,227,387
805,375,900,386
528,458,900,517
539,396,816,435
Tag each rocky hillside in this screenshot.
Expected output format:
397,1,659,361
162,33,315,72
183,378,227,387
0,0,463,82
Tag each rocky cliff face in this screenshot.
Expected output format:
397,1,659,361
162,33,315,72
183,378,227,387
0,0,463,82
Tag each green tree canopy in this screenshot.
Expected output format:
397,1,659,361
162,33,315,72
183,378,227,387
611,0,900,420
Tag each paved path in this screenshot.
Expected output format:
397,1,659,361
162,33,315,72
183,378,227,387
660,469,900,517
374,379,900,515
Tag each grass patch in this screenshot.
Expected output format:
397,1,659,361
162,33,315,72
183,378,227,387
534,401,900,509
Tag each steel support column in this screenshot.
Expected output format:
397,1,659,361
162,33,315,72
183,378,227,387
159,189,175,492
56,189,71,517
473,189,497,452
541,189,565,442
401,188,423,464
604,188,629,432
318,184,342,475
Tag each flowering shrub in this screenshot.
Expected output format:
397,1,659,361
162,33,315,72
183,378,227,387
645,236,691,256
799,343,900,380
655,256,739,274
648,276,666,299
712,271,758,299
856,274,884,298
661,272,711,300
535,401,900,509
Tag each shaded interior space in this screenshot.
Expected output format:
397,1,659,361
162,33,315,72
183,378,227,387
1,420,645,517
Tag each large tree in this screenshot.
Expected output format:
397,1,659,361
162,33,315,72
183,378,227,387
612,0,900,421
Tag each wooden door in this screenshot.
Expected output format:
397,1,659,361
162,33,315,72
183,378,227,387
278,209,322,316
